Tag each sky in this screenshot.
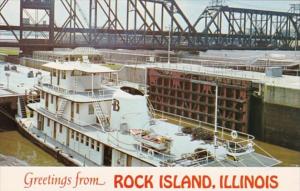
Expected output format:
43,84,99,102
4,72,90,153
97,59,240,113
0,0,299,27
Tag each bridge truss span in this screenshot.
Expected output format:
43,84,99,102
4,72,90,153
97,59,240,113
0,0,299,53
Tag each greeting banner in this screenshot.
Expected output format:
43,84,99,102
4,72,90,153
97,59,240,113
0,167,299,191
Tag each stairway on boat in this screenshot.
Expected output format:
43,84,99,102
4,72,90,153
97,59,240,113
19,96,27,118
56,99,67,118
93,101,110,131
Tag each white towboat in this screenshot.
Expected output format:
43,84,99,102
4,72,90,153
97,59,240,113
16,60,280,167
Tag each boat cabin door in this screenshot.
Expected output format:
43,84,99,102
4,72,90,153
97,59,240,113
57,70,60,86
103,145,112,166
53,122,57,140
45,93,49,109
71,102,74,122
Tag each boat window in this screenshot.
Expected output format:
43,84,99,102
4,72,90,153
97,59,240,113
76,103,80,114
71,130,74,139
73,71,89,76
62,71,66,79
80,134,84,144
59,124,63,133
76,132,79,141
86,137,89,146
88,104,94,115
91,139,95,149
96,142,100,152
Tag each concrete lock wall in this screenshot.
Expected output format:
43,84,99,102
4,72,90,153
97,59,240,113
258,85,300,151
264,86,300,108
263,103,300,151
118,66,146,85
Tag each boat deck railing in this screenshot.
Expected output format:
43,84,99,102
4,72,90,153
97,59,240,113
152,109,255,156
151,109,280,165
35,78,116,101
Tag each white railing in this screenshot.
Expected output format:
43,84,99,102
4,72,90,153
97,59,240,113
87,89,115,99
144,62,262,81
152,109,279,163
152,109,255,156
36,79,115,100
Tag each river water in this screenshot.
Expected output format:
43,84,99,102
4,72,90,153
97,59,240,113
254,140,300,167
0,118,62,166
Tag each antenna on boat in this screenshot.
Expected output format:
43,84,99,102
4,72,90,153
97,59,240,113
214,82,218,149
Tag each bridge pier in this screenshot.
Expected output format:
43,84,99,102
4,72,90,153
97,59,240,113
19,0,55,55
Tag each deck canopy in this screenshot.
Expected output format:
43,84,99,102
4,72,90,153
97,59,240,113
43,61,116,73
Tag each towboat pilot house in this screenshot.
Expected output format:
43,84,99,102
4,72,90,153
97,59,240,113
22,61,280,167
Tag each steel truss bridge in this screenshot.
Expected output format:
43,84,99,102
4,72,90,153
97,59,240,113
0,0,299,53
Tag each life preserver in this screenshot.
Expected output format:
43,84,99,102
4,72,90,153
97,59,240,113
148,149,154,156
231,130,238,139
247,142,253,150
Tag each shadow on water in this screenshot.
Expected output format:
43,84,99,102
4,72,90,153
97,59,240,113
0,114,63,166
0,114,17,132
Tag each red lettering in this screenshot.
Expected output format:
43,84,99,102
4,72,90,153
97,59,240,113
203,175,212,188
144,175,153,188
232,176,239,188
224,175,230,188
255,176,265,189
24,172,34,188
162,175,173,188
114,175,153,189
220,175,223,188
114,175,123,188
124,176,134,188
270,175,278,189
244,175,255,188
